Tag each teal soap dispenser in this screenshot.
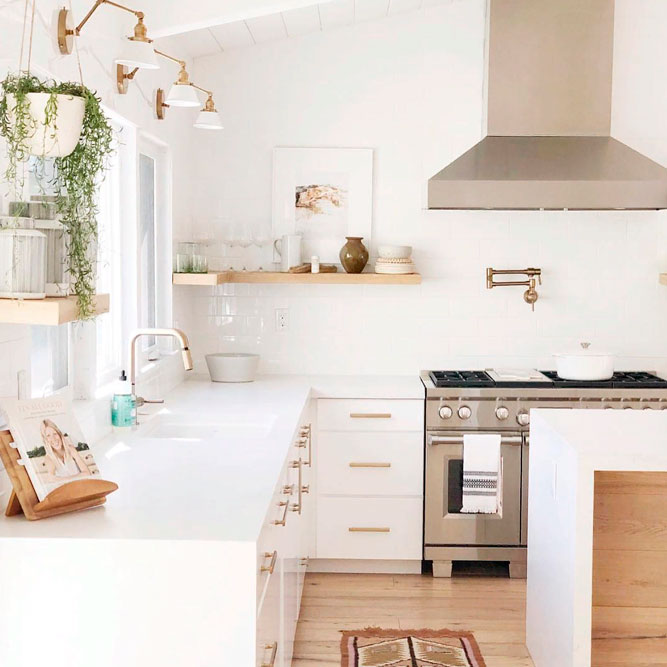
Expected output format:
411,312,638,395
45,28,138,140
111,370,136,427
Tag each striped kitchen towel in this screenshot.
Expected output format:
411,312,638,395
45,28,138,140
460,433,501,514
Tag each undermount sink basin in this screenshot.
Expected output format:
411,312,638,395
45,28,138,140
140,416,276,441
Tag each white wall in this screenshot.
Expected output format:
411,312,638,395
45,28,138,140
174,0,667,376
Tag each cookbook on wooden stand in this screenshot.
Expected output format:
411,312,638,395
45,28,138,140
0,397,117,520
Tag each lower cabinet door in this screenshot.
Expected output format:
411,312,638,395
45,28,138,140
256,553,281,667
317,496,423,560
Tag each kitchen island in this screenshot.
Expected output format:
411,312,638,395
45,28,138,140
526,409,667,667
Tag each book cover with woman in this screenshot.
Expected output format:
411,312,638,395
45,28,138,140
3,397,102,501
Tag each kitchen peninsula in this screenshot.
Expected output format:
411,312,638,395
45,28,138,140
526,409,667,667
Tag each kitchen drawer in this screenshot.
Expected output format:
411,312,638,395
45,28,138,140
318,399,423,432
316,496,422,560
318,431,423,496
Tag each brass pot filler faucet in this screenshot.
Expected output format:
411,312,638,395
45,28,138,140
486,267,542,311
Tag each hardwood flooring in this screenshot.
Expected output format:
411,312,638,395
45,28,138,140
293,573,534,666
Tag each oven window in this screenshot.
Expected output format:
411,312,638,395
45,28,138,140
448,459,464,513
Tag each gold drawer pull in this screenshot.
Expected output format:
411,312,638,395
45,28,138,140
348,527,391,533
272,500,289,526
349,462,391,468
350,412,392,419
261,550,277,574
261,642,278,667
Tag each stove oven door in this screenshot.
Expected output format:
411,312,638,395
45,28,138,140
425,431,522,547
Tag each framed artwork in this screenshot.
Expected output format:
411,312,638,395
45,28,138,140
272,147,373,264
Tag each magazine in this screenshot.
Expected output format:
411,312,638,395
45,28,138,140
3,397,101,501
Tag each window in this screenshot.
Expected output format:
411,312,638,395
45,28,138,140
30,325,69,397
139,153,157,349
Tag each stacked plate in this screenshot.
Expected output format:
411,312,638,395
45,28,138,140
375,245,416,275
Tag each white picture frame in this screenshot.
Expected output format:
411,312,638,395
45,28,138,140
272,147,373,265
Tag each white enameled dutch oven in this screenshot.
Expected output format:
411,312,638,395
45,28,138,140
554,342,616,381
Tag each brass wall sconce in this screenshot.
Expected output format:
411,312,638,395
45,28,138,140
486,267,542,311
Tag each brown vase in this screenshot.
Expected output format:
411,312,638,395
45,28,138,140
339,237,369,274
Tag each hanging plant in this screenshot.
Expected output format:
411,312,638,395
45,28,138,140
0,73,114,319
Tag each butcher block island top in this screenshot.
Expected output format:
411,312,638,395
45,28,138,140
526,409,667,667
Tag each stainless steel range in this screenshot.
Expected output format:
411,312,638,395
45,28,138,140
421,368,667,578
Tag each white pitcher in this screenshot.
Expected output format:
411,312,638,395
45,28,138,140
273,234,302,272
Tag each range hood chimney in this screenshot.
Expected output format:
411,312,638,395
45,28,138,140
428,0,667,210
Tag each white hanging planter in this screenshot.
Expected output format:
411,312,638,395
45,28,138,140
20,92,85,158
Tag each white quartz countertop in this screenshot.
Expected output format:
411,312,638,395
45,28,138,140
0,374,423,543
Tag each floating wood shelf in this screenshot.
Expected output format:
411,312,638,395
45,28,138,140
660,274,667,286
0,294,110,326
173,271,421,286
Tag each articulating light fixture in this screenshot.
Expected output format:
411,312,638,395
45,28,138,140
58,1,159,93
154,50,200,107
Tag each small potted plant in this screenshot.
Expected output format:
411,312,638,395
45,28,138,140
0,73,114,319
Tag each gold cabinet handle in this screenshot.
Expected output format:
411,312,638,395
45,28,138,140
261,642,278,667
282,484,294,495
272,500,289,527
301,484,310,494
299,556,309,567
300,423,312,467
349,462,392,468
348,527,391,533
260,550,277,574
289,459,303,515
349,412,392,419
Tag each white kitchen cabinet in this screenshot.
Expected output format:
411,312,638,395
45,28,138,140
314,398,423,568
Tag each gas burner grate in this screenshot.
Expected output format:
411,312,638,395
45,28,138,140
429,370,495,388
539,370,667,389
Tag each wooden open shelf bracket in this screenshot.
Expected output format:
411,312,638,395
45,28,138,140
0,431,118,521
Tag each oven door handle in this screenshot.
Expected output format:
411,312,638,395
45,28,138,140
427,434,523,446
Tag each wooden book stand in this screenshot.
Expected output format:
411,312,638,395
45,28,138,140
0,430,118,520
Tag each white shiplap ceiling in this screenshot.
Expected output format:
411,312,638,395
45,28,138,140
162,0,456,60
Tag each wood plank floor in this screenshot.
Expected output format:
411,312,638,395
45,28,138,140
293,573,534,666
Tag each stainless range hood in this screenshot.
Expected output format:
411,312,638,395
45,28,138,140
428,0,667,210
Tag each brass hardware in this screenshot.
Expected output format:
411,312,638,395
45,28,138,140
282,484,294,495
272,500,289,527
486,267,542,311
260,551,277,574
261,642,278,667
349,462,392,468
301,485,310,494
58,2,151,56
348,527,391,533
155,88,169,120
117,64,139,95
301,423,312,467
299,557,309,567
290,459,303,515
349,413,392,419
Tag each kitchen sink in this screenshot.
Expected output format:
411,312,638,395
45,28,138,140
140,416,276,441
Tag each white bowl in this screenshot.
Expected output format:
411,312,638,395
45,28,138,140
205,353,260,383
378,244,412,259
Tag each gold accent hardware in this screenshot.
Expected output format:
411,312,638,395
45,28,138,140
349,462,392,468
58,2,152,56
289,503,301,512
301,485,310,494
261,642,278,667
260,551,277,574
155,88,168,120
116,64,139,95
486,267,542,311
349,413,392,419
282,484,294,495
289,459,303,515
299,557,309,567
272,500,289,527
348,527,391,533
301,423,312,467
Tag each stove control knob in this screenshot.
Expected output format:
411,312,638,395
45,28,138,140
438,405,453,420
495,406,510,421
516,410,530,426
458,406,472,420
623,406,634,410
643,406,654,411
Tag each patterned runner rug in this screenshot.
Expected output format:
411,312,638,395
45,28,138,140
340,627,487,667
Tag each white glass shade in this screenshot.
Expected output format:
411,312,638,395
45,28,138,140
115,38,159,70
194,110,223,130
165,83,200,108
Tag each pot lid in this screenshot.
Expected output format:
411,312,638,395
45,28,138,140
554,342,615,357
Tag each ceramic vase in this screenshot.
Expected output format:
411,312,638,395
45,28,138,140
339,237,369,274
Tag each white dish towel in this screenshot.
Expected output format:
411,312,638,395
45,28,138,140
461,433,502,514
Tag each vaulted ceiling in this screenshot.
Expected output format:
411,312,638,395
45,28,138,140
155,0,456,60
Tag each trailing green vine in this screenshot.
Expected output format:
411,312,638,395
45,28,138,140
0,73,114,319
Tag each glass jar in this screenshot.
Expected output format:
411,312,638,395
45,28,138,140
175,242,207,273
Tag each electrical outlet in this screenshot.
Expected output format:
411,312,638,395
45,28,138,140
275,308,289,332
